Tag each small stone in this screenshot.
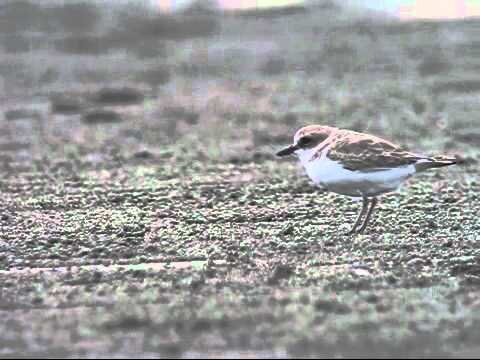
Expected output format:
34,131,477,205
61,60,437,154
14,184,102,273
314,299,351,314
82,109,122,124
267,264,294,284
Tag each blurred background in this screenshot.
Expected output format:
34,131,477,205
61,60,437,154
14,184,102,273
1,0,480,357
1,0,479,170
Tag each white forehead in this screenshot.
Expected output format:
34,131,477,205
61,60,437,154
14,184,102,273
293,127,315,143
293,125,335,143
293,128,307,143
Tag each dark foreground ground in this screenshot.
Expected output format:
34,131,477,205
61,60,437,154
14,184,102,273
0,1,480,358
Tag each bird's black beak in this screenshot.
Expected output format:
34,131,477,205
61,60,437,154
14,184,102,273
276,144,298,157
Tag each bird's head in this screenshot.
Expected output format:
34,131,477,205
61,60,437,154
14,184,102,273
276,125,335,157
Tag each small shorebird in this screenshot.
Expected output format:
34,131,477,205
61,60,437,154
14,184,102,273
276,125,457,234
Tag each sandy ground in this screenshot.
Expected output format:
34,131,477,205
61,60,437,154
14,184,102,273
0,1,480,357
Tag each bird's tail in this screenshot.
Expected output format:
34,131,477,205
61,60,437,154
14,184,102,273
414,156,458,172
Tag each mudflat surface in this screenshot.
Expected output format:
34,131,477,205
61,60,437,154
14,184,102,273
0,1,480,358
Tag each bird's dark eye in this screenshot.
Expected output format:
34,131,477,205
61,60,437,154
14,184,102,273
298,136,312,147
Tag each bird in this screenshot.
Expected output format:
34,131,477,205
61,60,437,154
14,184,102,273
276,125,457,234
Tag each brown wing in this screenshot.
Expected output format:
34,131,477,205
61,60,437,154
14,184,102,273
327,131,423,171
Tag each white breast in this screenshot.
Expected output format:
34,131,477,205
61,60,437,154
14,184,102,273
296,147,416,197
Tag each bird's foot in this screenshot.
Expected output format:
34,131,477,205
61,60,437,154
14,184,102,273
345,226,367,236
345,228,359,236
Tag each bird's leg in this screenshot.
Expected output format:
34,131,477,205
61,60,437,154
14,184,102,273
347,196,369,235
358,197,378,234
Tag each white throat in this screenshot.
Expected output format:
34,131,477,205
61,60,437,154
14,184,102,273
295,147,325,166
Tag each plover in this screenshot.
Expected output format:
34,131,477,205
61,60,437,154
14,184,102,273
276,125,457,234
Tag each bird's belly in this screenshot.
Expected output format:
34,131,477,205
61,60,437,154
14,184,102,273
303,158,415,197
